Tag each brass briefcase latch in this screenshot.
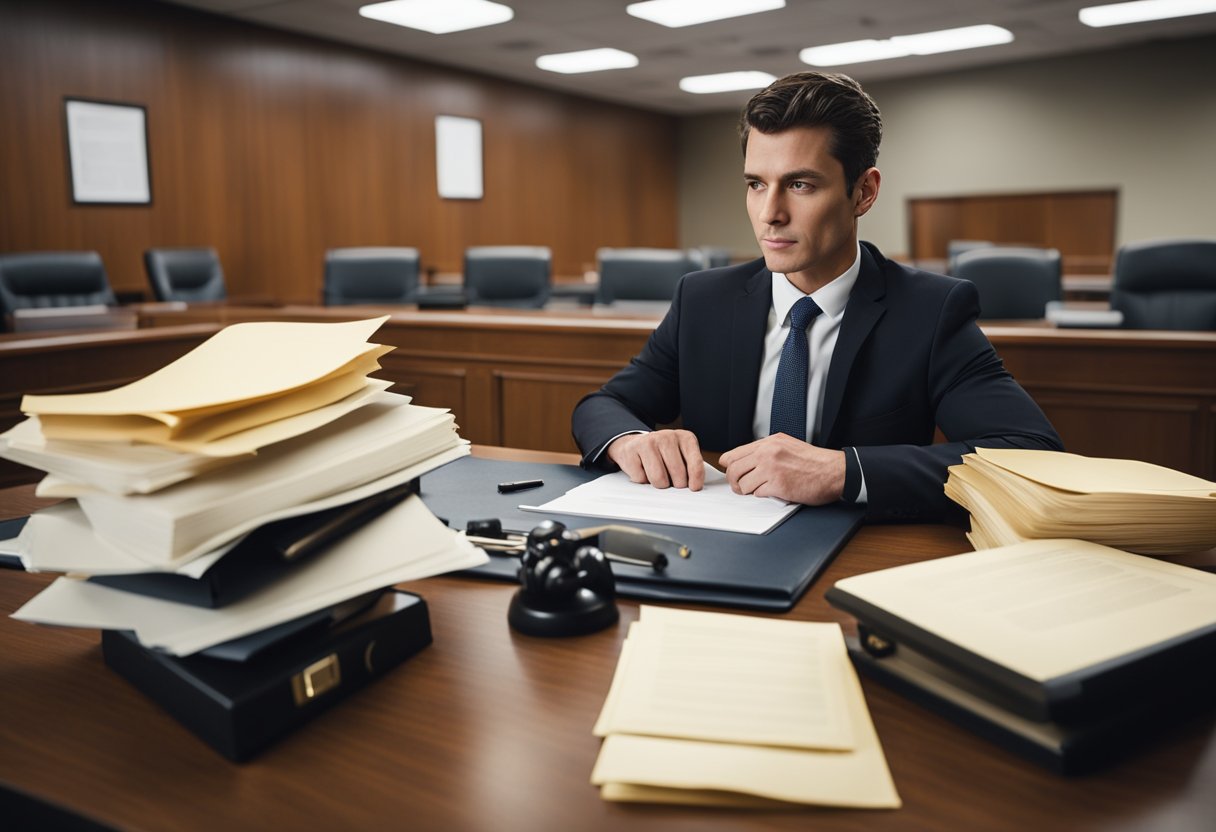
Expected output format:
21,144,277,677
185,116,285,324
291,654,341,706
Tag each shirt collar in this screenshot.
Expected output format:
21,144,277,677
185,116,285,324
770,242,861,324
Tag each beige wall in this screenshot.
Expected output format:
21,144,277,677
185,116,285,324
678,35,1216,262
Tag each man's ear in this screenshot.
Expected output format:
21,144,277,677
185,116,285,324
854,167,881,218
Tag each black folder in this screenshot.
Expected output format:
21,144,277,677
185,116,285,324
419,456,864,611
103,589,432,762
88,479,418,608
827,584,1216,774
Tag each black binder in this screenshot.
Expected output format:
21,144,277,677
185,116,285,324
827,585,1216,774
419,456,864,611
102,589,432,762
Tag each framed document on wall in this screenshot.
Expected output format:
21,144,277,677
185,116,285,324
435,115,483,200
63,98,152,205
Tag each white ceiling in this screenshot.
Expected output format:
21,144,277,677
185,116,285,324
159,0,1216,114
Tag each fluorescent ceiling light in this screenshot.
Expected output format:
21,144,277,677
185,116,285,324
536,48,639,74
359,0,514,35
679,71,777,94
1079,0,1216,27
801,25,1013,67
627,0,785,28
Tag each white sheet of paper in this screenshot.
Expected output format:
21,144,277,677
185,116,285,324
521,465,799,535
13,495,487,655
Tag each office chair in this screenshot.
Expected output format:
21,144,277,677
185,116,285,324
0,251,117,328
946,240,993,275
144,248,227,302
323,247,421,305
1110,239,1216,330
463,246,551,308
696,247,732,269
952,247,1062,320
596,248,701,304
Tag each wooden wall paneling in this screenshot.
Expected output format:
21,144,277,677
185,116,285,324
1,0,679,303
907,190,1117,274
1024,390,1205,477
495,371,611,453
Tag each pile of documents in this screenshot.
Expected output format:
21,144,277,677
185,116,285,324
945,448,1216,556
1,316,486,655
590,606,900,809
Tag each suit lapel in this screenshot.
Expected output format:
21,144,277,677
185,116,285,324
727,262,772,446
819,246,887,444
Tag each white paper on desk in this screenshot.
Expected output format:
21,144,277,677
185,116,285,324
13,495,488,656
521,465,799,535
594,610,855,751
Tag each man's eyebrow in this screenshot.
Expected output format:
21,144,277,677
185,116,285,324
742,169,827,182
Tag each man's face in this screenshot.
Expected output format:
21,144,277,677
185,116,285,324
743,126,879,292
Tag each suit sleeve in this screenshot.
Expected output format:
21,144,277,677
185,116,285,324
571,278,688,469
854,279,1063,524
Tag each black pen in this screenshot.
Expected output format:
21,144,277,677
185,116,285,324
498,479,544,494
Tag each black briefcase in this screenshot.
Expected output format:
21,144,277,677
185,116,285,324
102,589,432,761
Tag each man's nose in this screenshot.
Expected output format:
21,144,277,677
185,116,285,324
759,190,786,225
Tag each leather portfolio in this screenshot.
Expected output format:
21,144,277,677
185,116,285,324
102,589,432,761
419,456,864,611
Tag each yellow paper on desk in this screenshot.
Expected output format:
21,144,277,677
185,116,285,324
974,448,1216,497
591,607,899,809
36,347,390,446
21,317,389,418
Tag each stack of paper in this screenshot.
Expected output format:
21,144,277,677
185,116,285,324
1,317,485,655
590,606,900,809
945,448,1216,556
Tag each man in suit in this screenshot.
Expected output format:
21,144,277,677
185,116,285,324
571,71,1062,523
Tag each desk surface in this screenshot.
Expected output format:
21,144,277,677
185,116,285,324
2,448,1214,831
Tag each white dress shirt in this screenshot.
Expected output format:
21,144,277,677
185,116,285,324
752,243,868,502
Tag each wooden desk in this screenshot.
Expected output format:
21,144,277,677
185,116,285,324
2,448,1214,831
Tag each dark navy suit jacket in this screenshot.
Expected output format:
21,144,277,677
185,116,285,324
571,242,1063,523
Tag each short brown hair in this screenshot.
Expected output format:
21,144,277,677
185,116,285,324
739,71,882,194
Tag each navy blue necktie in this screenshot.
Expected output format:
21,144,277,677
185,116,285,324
769,296,823,441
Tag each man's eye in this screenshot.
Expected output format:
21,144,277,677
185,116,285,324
789,181,812,192
746,180,764,190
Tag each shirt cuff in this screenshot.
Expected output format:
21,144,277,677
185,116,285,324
588,430,649,465
842,446,868,504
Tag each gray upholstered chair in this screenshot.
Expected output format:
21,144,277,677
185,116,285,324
596,248,701,304
463,246,551,308
323,247,421,305
144,247,227,302
1110,239,1216,330
952,247,1062,320
946,239,993,274
696,247,732,269
0,251,116,329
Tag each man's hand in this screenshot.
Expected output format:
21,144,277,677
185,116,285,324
606,430,705,491
719,433,845,504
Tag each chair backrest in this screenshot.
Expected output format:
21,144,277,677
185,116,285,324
1110,239,1216,330
696,247,732,269
952,247,1062,320
144,247,227,302
0,251,116,324
596,248,701,303
946,240,993,275
323,247,421,306
463,246,551,308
